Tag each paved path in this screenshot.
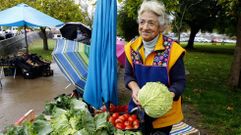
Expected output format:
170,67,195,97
0,62,74,130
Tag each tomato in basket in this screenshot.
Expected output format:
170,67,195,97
124,120,132,127
133,119,140,128
130,114,137,120
108,116,115,125
115,118,124,123
123,113,130,120
125,125,133,130
112,112,119,119
108,113,140,130
116,123,125,130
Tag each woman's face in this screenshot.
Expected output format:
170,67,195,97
138,11,161,42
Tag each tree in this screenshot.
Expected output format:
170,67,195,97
33,0,84,50
117,0,141,40
117,0,180,41
169,0,201,43
0,0,31,10
179,0,222,49
117,0,219,45
78,0,97,28
217,0,241,88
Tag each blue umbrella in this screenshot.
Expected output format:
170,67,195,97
83,0,118,109
52,39,90,91
0,3,63,53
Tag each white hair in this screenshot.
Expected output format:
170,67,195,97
137,0,169,31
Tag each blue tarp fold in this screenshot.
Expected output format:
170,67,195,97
83,0,118,109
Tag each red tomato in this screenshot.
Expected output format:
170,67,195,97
133,124,139,129
131,114,137,120
125,125,133,130
123,113,130,120
115,118,123,124
128,116,134,122
115,123,125,129
112,112,119,119
118,115,126,121
124,120,132,126
133,120,139,126
108,116,115,125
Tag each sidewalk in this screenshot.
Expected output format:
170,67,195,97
0,62,74,130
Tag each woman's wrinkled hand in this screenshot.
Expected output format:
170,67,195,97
170,92,175,98
132,89,141,105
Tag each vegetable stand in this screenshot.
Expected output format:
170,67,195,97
2,94,200,135
1,94,142,135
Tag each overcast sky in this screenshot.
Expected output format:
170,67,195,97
75,0,123,20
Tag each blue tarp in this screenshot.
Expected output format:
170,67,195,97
83,0,118,109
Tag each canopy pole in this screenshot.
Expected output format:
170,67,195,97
24,25,29,54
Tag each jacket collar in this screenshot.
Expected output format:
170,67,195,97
130,34,165,51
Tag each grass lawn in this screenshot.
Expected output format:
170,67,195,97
182,43,241,135
29,39,241,134
29,39,56,61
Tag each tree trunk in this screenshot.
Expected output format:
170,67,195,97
177,29,181,43
228,13,241,88
40,27,48,50
185,25,199,50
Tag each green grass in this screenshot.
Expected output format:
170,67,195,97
182,43,241,135
29,39,56,61
29,40,241,134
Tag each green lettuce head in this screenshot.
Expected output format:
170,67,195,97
137,82,173,118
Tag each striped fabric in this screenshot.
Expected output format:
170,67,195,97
52,39,90,91
170,122,200,135
52,38,124,92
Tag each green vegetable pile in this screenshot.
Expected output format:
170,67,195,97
138,82,173,118
1,95,142,135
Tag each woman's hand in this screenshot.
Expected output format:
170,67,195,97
170,92,175,98
128,81,141,105
132,88,141,105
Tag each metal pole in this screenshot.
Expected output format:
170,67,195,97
24,26,28,54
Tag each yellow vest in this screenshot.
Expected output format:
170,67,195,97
124,34,185,128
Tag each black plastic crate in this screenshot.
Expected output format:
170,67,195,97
21,67,41,79
42,69,53,77
3,67,16,76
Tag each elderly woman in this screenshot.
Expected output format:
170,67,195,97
124,0,186,134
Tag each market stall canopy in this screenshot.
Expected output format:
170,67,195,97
0,3,63,53
60,22,91,44
0,3,63,27
83,0,118,109
52,39,90,91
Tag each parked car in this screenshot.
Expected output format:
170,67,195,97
0,35,5,40
0,30,6,40
5,32,14,39
211,38,223,43
223,39,236,43
194,37,211,43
